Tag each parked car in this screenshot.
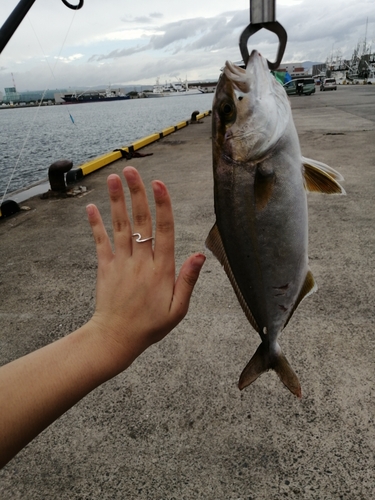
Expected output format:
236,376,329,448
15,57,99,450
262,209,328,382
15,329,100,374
320,78,337,91
283,78,316,96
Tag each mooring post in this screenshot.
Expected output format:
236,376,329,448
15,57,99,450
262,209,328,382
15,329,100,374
48,160,73,192
190,110,201,123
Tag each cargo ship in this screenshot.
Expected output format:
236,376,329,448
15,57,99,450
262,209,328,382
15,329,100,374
62,87,130,103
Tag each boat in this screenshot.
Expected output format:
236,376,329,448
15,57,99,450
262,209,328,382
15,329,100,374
62,87,130,103
146,78,205,98
325,21,375,85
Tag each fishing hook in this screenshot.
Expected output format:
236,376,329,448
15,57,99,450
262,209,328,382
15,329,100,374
0,0,84,55
239,0,287,70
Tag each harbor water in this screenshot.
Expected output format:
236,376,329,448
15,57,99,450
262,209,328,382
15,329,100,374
0,93,213,199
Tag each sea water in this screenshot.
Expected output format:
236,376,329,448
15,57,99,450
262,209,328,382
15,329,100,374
0,93,213,199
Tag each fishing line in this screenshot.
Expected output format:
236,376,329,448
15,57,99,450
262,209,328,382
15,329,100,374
27,15,78,124
1,7,78,205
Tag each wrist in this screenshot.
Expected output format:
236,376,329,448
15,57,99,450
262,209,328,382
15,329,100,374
82,315,146,379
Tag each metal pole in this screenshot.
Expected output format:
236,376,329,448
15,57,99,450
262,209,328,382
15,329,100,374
0,0,37,55
250,0,276,25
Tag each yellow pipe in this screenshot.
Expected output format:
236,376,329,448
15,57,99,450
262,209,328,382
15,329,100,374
131,133,160,151
161,126,175,137
80,151,123,176
196,111,210,120
175,121,188,130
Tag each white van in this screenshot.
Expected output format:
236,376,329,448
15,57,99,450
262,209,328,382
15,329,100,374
320,78,337,91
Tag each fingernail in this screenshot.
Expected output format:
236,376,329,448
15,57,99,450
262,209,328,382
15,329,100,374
152,180,166,197
86,204,95,217
123,167,137,185
191,253,206,270
108,175,119,192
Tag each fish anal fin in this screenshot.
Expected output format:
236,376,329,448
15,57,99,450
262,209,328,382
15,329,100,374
284,269,317,329
205,223,259,333
239,342,302,398
303,159,346,195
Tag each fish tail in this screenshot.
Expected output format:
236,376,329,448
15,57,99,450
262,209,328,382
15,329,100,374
238,342,302,398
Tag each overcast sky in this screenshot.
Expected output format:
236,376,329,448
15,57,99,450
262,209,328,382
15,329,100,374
0,0,374,91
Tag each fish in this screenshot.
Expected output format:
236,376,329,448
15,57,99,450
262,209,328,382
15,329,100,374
206,50,345,398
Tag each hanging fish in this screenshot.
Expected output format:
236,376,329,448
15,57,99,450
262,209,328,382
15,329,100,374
206,50,345,398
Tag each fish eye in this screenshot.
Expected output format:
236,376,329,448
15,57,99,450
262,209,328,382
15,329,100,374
223,103,233,114
219,99,236,125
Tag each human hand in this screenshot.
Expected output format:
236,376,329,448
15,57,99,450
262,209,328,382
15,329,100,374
86,166,205,372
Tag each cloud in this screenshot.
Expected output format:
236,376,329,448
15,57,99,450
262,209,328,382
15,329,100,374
89,45,148,62
279,1,374,61
150,17,211,49
54,54,84,64
1,0,374,91
101,28,163,42
150,12,163,19
121,12,164,24
89,10,248,62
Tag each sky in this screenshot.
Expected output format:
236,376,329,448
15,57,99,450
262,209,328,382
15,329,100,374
0,0,374,91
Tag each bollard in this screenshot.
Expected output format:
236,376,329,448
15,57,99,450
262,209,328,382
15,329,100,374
190,110,200,123
0,199,20,218
66,168,84,184
48,159,73,192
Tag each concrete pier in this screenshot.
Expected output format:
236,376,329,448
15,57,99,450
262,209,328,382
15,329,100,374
1,84,375,499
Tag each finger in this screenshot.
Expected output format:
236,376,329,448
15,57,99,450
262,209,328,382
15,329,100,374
169,253,206,323
107,174,132,257
123,167,153,253
86,204,113,264
152,180,175,273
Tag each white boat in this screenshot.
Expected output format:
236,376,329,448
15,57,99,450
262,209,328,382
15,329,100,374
325,22,375,85
146,78,204,98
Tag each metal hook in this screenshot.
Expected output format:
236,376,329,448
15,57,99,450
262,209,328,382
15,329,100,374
239,0,287,70
61,0,84,9
0,0,85,55
239,21,287,70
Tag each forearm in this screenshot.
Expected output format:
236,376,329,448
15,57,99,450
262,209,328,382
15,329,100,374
0,320,133,469
0,168,205,469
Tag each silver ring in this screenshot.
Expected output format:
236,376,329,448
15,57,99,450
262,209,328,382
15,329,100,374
132,232,154,243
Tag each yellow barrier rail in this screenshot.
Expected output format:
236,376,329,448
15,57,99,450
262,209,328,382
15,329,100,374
69,110,211,181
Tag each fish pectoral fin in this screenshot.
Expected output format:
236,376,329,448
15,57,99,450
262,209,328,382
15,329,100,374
239,343,302,398
205,223,259,333
302,157,346,195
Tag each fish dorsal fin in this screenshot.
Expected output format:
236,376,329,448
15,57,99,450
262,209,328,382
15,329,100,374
284,269,317,329
302,157,346,195
205,223,260,333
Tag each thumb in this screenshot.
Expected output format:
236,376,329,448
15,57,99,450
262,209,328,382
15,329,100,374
170,253,206,323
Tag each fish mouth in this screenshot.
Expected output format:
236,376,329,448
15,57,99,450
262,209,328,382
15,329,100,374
223,50,270,95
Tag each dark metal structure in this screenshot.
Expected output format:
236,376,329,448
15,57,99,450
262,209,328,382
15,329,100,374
0,0,84,54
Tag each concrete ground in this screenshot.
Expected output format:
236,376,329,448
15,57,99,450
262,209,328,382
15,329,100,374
0,84,375,499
